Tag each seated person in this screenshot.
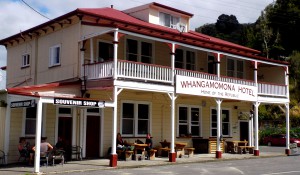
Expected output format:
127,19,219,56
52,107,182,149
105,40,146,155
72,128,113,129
55,136,65,150
117,133,129,150
18,137,33,164
116,133,130,160
32,137,54,161
145,133,153,160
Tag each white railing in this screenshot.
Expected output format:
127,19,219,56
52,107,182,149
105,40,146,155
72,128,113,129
84,60,287,97
117,60,172,83
175,69,219,81
258,82,287,96
84,61,114,79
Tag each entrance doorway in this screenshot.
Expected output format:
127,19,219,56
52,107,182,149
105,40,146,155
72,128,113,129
58,117,72,160
239,121,249,141
86,115,100,158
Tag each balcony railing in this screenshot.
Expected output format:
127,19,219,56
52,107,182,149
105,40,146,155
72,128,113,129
84,60,287,97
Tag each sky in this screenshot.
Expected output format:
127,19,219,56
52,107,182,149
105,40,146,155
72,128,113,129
0,0,274,88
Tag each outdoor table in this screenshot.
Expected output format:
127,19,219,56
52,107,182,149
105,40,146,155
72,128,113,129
133,143,148,160
175,142,187,158
226,140,248,153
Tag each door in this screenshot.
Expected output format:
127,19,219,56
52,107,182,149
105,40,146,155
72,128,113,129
86,115,100,158
58,117,72,160
239,121,249,141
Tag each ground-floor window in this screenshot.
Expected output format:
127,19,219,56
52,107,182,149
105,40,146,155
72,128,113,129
177,105,201,137
211,109,230,137
121,101,151,136
25,106,37,136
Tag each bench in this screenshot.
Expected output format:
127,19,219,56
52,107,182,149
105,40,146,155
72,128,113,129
125,151,133,161
237,146,254,154
158,147,170,157
149,149,157,160
185,147,195,158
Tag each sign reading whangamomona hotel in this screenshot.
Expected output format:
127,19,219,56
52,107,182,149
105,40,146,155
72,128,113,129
176,75,257,101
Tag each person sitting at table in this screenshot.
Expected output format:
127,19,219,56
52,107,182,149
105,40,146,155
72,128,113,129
18,137,33,164
145,133,153,160
55,136,65,150
116,133,129,160
32,137,54,162
117,133,129,150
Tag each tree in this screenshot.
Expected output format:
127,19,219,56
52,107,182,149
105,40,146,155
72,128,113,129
267,0,300,56
215,14,239,34
195,24,216,37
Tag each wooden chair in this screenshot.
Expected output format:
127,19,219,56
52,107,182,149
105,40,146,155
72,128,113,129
52,149,65,166
71,146,82,160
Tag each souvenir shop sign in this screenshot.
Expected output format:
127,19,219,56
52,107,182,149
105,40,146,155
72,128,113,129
176,75,257,102
11,100,36,108
54,98,105,107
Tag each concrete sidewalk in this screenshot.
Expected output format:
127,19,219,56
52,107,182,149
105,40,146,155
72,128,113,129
0,149,287,175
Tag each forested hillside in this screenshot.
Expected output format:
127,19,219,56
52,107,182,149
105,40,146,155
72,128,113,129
196,0,300,126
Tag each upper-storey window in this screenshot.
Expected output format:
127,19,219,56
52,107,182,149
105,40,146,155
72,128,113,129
227,58,244,78
49,44,61,67
22,54,30,67
98,41,113,62
159,12,179,28
208,55,216,75
175,49,196,70
126,39,153,63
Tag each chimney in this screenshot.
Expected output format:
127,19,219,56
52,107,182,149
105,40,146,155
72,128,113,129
111,5,113,9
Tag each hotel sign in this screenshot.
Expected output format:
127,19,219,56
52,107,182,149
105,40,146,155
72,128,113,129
176,75,257,101
11,100,36,108
54,98,105,107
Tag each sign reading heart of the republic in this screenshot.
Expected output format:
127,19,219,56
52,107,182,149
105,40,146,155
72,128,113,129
176,75,257,102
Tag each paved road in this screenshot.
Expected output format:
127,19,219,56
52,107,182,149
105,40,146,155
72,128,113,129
70,148,300,175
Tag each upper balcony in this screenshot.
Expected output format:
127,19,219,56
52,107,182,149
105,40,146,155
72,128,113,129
84,60,288,99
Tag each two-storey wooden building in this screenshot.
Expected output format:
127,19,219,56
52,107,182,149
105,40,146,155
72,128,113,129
0,2,290,173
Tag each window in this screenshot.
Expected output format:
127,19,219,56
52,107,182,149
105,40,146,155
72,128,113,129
208,55,216,74
121,101,150,136
211,109,230,137
98,41,113,62
178,105,201,137
227,58,244,78
25,107,37,136
126,39,152,63
49,44,61,67
175,49,196,70
159,12,179,28
22,54,30,67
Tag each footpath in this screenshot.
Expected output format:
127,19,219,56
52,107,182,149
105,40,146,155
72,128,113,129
0,146,287,175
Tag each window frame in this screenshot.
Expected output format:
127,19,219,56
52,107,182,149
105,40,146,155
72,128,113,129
207,54,217,74
177,104,202,137
49,44,61,67
159,12,180,28
226,57,244,78
125,37,154,64
175,48,197,70
210,108,231,137
97,39,114,62
23,106,37,137
21,53,30,68
120,100,152,137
